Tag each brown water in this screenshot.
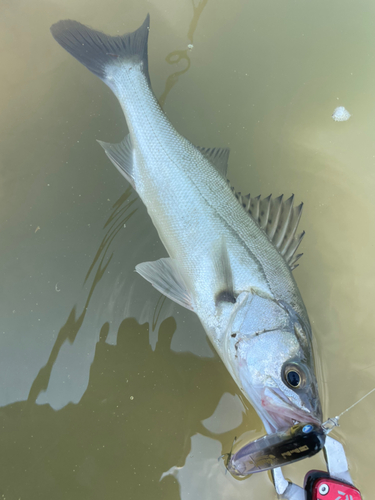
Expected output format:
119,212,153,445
1,0,375,498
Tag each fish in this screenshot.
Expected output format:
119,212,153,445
50,15,322,434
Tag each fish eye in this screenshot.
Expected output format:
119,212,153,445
286,370,301,388
283,364,305,389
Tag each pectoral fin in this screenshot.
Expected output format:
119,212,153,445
135,258,194,311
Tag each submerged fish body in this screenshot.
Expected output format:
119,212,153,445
51,16,322,433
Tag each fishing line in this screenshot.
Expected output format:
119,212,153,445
323,386,375,434
337,386,375,418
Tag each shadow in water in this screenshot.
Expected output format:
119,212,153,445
1,317,250,500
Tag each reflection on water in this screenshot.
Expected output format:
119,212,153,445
161,434,261,499
1,0,375,498
0,317,257,499
84,189,137,285
27,189,137,407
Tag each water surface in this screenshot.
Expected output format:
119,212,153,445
1,0,375,498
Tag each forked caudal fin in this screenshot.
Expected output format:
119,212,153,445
50,14,150,85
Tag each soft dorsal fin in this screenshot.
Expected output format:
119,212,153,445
135,258,194,311
97,135,135,189
197,146,230,178
233,190,304,270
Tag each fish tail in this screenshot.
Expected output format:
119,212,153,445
50,14,150,87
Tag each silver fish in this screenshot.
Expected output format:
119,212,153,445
50,15,322,433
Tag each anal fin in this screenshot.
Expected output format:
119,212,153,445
97,135,135,189
135,258,194,311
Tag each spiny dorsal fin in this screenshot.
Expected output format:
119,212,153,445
234,190,304,270
197,146,230,178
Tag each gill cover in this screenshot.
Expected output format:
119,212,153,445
226,292,322,432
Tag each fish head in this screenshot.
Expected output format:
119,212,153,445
227,292,322,434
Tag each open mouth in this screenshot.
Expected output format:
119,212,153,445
256,387,322,434
263,408,320,434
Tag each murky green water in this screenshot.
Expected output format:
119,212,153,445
1,0,375,498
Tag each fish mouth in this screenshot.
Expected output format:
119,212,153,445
255,387,322,434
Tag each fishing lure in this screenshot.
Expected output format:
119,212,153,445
226,387,375,477
227,422,326,476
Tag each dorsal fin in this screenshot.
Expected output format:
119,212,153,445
197,146,230,178
234,190,304,270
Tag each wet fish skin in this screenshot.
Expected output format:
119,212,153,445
50,15,322,433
